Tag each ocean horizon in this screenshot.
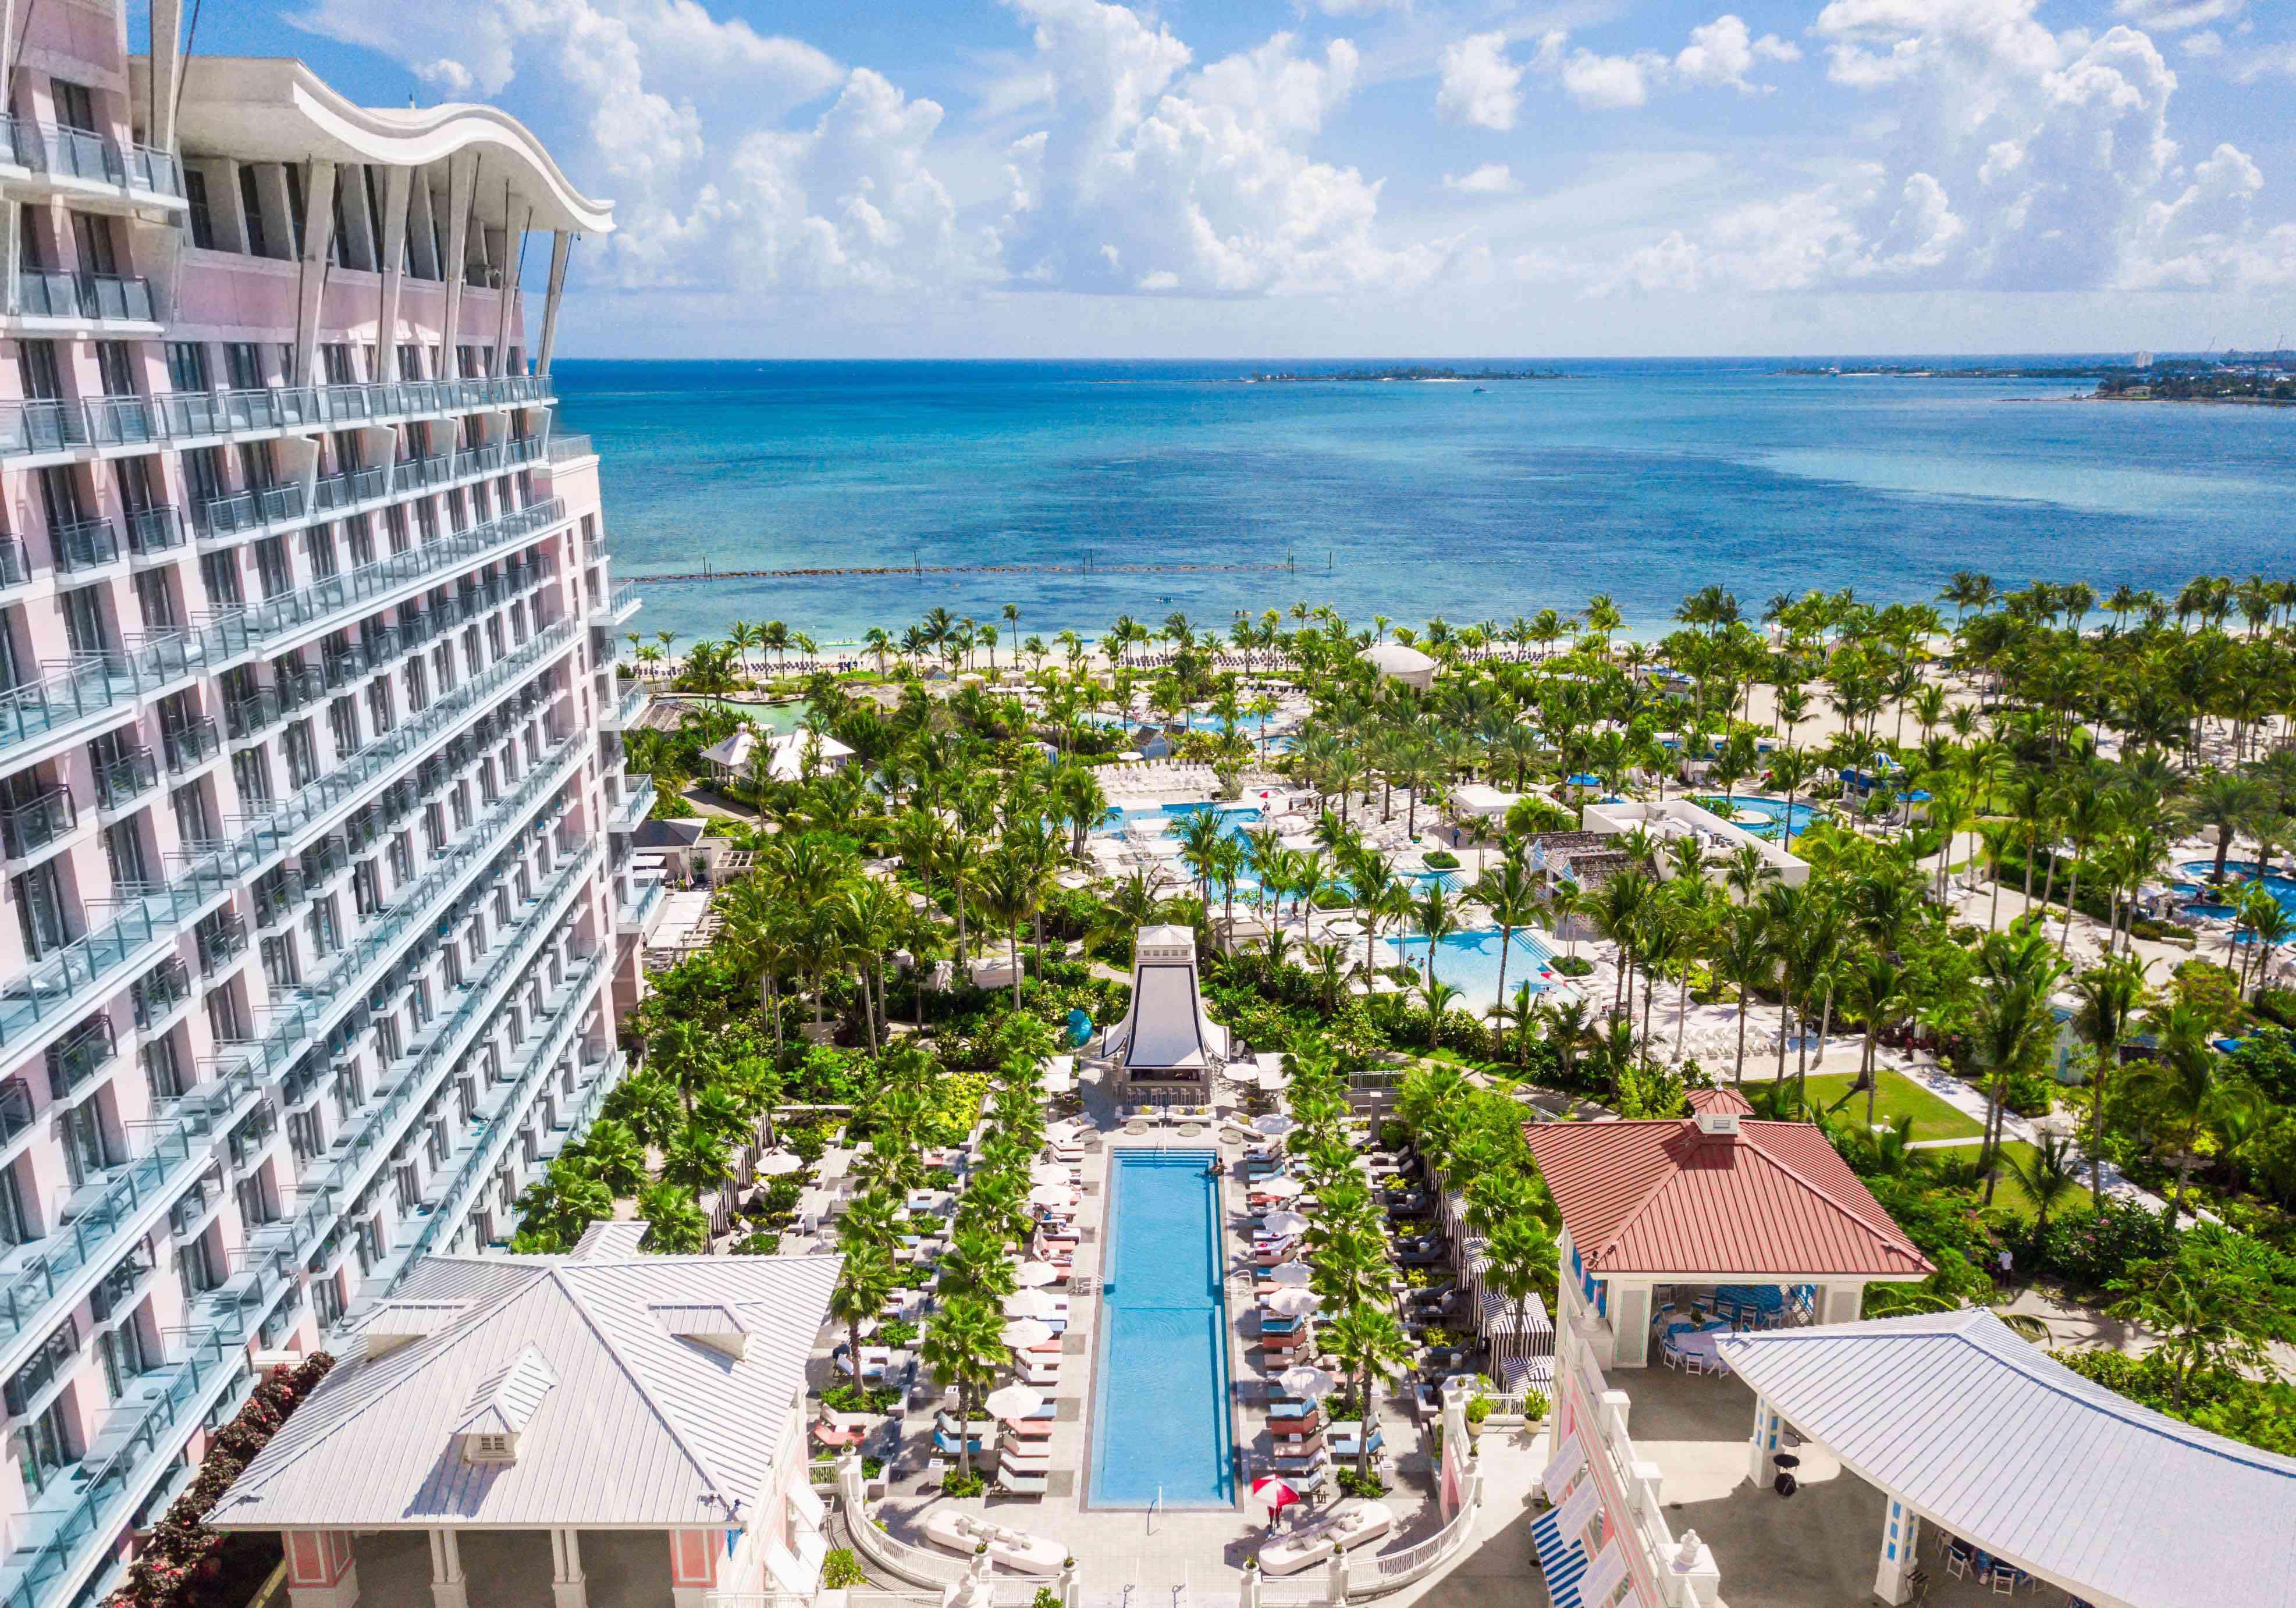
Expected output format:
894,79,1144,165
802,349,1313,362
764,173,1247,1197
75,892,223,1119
552,355,2296,646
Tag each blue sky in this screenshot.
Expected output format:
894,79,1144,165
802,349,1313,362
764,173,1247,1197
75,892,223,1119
200,0,2295,357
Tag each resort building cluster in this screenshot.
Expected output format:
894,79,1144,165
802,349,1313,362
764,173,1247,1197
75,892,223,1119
1,10,2284,1608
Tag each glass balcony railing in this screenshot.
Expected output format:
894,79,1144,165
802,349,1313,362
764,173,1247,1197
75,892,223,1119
6,120,184,198
548,433,594,462
0,613,578,1059
0,535,28,590
0,399,85,454
93,747,158,812
608,775,656,832
0,1063,261,1357
70,373,555,455
129,959,190,1029
48,515,118,574
43,1016,113,1100
383,948,606,1285
12,271,155,323
125,506,184,558
0,787,76,862
617,874,664,932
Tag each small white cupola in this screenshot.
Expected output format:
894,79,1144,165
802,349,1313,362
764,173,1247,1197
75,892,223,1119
454,1345,557,1464
651,1302,751,1361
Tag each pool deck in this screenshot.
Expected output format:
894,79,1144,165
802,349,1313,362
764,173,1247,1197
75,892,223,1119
862,1064,1478,1595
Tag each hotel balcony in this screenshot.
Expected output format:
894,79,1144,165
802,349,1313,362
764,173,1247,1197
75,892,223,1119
548,432,595,463
6,271,159,330
0,616,578,1063
538,1045,623,1164
599,681,648,730
18,374,559,463
614,873,666,940
0,116,185,205
607,775,656,834
352,947,608,1296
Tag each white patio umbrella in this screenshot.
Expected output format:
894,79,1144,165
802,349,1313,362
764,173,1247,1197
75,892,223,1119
1030,1163,1074,1186
1004,1288,1061,1319
1015,1261,1061,1288
1029,1184,1078,1208
1264,1288,1322,1318
1266,1262,1314,1288
1279,1365,1335,1400
1261,1210,1312,1239
985,1383,1044,1421
754,1152,805,1176
1256,1176,1303,1199
1001,1317,1054,1350
1253,1115,1298,1137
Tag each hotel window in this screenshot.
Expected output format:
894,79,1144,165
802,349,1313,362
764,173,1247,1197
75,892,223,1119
283,720,318,790
348,513,376,567
351,860,381,917
143,1033,187,1100
206,984,247,1045
51,79,96,130
322,344,354,385
16,339,62,403
413,497,438,543
307,895,342,958
0,1161,31,1247
422,802,445,857
94,340,136,397
97,1318,153,1401
259,933,300,994
253,535,292,598
104,820,150,887
311,1272,343,1329
198,550,241,609
183,442,226,514
71,211,120,277
236,440,275,492
223,341,265,392
15,1399,74,1497
326,696,358,759
283,165,307,257
170,780,215,846
304,525,337,581
376,1011,402,1066
59,1099,112,1189
179,1230,219,1294
236,167,271,257
12,863,70,959
234,1173,274,1229
165,341,209,393
184,170,216,250
397,343,424,380
60,585,109,656
388,831,414,885
364,677,393,737
230,748,271,809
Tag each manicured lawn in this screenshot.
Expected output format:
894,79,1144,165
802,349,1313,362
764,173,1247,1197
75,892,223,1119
1791,1068,1986,1143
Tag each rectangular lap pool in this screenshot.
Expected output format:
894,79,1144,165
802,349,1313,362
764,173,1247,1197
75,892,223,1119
1089,1150,1235,1509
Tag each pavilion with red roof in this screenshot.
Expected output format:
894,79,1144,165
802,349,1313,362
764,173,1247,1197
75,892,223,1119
1522,1088,1932,1369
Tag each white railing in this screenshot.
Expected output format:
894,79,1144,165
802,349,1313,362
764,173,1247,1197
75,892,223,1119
1346,1500,1479,1595
836,1458,969,1588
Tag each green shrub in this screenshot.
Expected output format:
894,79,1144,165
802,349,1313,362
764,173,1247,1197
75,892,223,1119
2053,1349,2296,1457
1551,955,1593,977
940,1471,986,1497
822,1550,868,1589
1335,1468,1388,1499
1421,850,1460,870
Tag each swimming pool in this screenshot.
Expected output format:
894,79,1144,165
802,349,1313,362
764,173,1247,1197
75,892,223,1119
2173,860,2296,921
1381,927,1558,1013
1090,1150,1235,1509
1690,795,1823,841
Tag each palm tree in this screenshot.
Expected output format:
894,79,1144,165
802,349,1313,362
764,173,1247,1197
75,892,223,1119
1473,855,1542,1049
1413,881,1462,995
829,1245,897,1383
920,1293,1007,1483
1847,951,1912,1127
2181,770,2266,885
2070,956,2145,1209
2002,1133,2082,1236
1712,909,1770,1086
1320,1303,1413,1482
2129,1002,2240,1226
1968,924,2066,1203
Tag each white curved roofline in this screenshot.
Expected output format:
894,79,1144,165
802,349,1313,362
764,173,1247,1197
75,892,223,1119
166,57,613,235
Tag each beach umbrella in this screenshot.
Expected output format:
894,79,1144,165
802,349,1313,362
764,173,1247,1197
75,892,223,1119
1001,1317,1054,1349
1015,1261,1061,1288
754,1152,805,1177
1029,1184,1078,1208
1266,1262,1314,1289
1004,1289,1061,1319
1256,1176,1303,1200
1250,1476,1299,1513
1264,1289,1321,1318
1253,1115,1297,1138
1030,1163,1074,1186
986,1383,1043,1421
1279,1365,1335,1400
1261,1210,1311,1239
1046,1119,1086,1143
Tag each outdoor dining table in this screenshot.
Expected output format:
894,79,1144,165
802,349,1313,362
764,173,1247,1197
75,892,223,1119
1712,1285,1785,1324
1664,1324,1732,1374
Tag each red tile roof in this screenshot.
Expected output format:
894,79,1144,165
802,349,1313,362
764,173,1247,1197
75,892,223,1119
1521,1116,1933,1280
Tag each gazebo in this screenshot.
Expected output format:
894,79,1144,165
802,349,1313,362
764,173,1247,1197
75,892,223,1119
1520,1090,1931,1369
1719,1309,2296,1607
1097,925,1229,1095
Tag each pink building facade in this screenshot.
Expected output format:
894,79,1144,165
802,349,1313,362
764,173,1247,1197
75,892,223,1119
0,3,654,1601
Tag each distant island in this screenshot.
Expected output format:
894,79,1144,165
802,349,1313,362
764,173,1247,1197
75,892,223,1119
1778,352,2296,404
1241,366,1572,383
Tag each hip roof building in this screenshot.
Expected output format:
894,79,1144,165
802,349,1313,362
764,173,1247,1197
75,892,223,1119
0,8,655,1600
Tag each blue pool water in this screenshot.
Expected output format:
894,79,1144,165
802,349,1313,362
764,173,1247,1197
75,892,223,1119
1090,1151,1235,1509
2173,860,2296,922
1382,927,1558,1013
1691,795,1824,841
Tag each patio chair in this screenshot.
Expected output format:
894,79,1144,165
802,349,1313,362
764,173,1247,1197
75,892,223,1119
1944,1542,1973,1581
1988,1565,2020,1598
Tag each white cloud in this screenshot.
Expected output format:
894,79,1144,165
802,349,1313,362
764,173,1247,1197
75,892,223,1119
2234,42,2296,80
1605,0,2296,296
1443,163,1517,193
1523,14,1800,110
1435,31,1523,130
294,0,1448,303
2113,0,2244,30
999,0,1446,296
2180,29,2223,54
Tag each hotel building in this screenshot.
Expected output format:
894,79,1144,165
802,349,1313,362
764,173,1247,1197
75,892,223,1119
0,3,656,1600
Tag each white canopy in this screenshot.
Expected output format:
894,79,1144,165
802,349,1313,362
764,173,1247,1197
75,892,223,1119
1719,1310,2296,1608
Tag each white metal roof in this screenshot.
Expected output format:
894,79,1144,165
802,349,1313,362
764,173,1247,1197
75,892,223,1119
209,1252,840,1531
1718,1310,2296,1608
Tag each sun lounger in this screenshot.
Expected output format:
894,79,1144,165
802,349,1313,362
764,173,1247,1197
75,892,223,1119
1272,1452,1328,1475
1003,1417,1054,1440
1260,1327,1312,1353
994,1468,1049,1499
1019,1358,1061,1387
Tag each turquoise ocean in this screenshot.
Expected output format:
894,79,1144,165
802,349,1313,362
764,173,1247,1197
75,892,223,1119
550,358,2296,646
